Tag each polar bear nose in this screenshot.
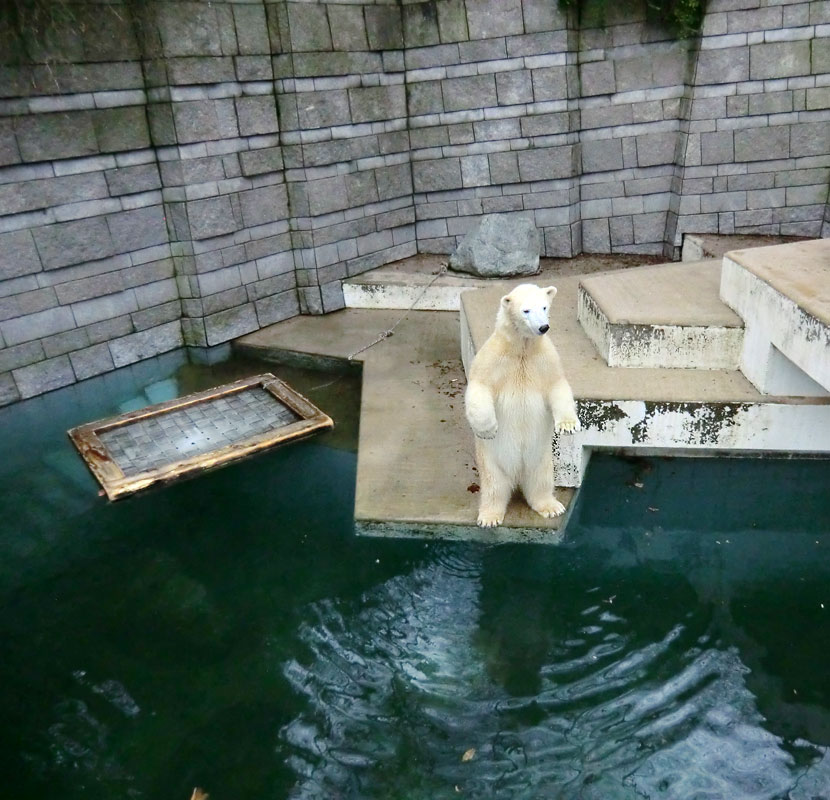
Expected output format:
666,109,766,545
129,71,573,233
539,324,549,334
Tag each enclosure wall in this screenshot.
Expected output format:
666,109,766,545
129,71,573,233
1,0,828,403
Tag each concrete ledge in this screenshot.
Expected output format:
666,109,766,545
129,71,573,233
721,239,830,395
343,256,487,311
577,260,744,370
343,252,670,313
355,510,571,545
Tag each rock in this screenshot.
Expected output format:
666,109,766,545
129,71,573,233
449,214,541,277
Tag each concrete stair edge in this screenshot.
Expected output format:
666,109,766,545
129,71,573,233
576,259,745,371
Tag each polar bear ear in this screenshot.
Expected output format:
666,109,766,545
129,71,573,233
500,293,512,306
544,286,558,299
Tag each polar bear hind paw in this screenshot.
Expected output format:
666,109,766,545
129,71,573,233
477,508,504,527
555,416,580,433
531,497,566,518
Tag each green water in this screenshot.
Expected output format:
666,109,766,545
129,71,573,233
1,352,829,800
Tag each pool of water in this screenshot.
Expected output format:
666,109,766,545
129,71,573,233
1,351,829,800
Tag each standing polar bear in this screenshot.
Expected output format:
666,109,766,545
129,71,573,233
465,283,580,528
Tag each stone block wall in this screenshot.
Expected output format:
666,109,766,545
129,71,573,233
671,0,830,245
399,0,829,257
136,1,298,349
0,4,179,406
274,1,417,315
0,0,828,405
406,2,583,258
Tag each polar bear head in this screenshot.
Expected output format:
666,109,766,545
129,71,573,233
498,283,558,338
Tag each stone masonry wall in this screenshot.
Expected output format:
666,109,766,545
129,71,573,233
672,0,830,245
0,0,828,406
0,4,175,406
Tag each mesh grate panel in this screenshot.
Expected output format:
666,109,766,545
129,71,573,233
98,387,301,477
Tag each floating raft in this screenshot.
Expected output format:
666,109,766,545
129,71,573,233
69,373,333,501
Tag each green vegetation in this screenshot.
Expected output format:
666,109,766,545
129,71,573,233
560,0,708,38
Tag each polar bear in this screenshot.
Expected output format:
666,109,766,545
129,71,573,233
465,283,580,528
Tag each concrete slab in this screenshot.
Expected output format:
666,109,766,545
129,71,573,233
721,239,830,395
343,255,487,311
580,261,741,328
725,239,830,326
577,260,744,370
236,307,573,542
463,270,830,485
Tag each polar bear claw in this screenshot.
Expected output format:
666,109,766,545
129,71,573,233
531,497,566,518
473,421,498,439
477,509,504,528
555,416,580,434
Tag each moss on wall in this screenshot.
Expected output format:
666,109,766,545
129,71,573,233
560,0,707,38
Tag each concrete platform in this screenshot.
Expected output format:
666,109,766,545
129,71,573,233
578,260,744,369
236,243,830,542
721,239,830,396
236,307,573,543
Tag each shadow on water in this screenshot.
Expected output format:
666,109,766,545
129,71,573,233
0,351,829,800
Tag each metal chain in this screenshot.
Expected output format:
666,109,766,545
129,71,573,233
347,263,449,360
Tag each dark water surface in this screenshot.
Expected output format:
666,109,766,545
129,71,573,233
1,352,829,800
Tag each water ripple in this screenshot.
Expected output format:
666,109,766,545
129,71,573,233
276,552,825,799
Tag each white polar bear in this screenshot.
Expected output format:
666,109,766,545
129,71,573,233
465,283,580,528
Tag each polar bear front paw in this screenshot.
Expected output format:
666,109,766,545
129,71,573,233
477,508,504,527
555,416,580,434
471,419,498,439
531,497,566,518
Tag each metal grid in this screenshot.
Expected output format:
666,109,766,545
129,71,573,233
99,387,301,477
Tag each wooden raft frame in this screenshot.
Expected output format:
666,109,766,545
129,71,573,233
68,373,333,501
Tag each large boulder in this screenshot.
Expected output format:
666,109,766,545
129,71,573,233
449,214,541,278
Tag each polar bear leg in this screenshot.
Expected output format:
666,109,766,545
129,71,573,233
465,380,499,439
550,378,580,433
475,441,512,527
521,451,565,519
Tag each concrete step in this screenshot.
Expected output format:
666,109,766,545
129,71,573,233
577,260,745,370
721,238,830,397
462,268,830,488
343,255,483,311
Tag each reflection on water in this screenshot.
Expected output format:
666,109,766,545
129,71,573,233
280,534,830,800
0,352,829,799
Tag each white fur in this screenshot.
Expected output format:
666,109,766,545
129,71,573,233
465,283,580,527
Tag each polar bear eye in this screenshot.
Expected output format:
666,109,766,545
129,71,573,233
522,309,530,315
543,306,547,312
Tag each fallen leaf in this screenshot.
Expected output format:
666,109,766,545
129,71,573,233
633,482,644,489
191,789,209,800
467,483,480,494
462,748,476,762
647,507,659,512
